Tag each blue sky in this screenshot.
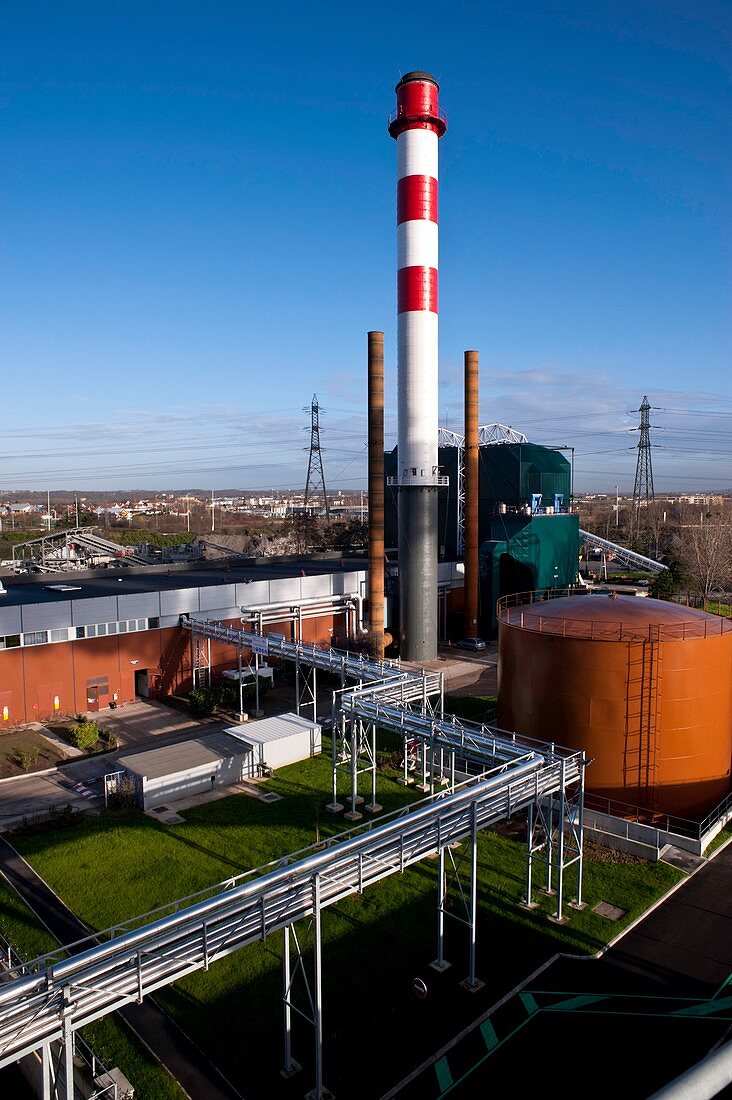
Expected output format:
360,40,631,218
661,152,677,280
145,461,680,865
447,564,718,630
1,1,730,493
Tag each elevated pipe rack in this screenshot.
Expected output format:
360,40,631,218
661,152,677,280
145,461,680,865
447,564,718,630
0,758,579,1075
0,618,585,1098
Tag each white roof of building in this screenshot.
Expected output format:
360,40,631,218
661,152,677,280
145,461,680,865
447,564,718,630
118,731,249,780
224,711,319,747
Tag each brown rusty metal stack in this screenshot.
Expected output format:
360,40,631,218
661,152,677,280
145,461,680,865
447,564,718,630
464,350,480,639
367,331,385,658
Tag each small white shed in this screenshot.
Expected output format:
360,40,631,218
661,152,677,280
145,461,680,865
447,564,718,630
224,712,321,778
118,731,250,811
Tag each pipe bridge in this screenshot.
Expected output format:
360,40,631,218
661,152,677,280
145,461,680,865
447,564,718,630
0,618,585,1098
0,755,580,1080
178,616,581,809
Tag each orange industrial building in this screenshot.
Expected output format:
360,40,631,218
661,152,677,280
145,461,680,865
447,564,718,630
498,591,732,817
0,558,465,726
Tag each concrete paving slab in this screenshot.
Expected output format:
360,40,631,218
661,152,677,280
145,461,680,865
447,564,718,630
94,699,218,748
145,808,186,824
411,650,499,697
660,844,706,873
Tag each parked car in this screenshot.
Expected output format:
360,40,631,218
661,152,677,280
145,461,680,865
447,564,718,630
455,637,487,651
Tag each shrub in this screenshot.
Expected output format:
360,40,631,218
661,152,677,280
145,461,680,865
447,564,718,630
112,774,138,809
68,720,100,750
189,686,223,716
99,728,118,751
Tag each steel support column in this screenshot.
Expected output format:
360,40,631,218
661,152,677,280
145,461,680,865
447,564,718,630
281,925,301,1079
296,659,317,723
237,644,244,719
523,801,538,910
304,874,332,1100
344,719,363,823
326,707,345,814
63,1014,73,1100
430,843,450,973
461,801,484,992
42,1042,51,1100
554,761,567,922
365,722,382,814
524,758,585,922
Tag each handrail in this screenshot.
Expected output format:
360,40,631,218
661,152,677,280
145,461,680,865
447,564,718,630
387,106,448,126
497,590,732,642
0,758,572,1066
0,930,117,1096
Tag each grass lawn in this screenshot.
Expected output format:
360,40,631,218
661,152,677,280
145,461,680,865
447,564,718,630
704,827,732,858
705,600,732,619
5,746,683,1099
444,694,497,724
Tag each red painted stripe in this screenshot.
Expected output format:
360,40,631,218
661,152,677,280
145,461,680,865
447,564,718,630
397,176,438,224
397,79,439,122
398,266,438,314
389,78,447,138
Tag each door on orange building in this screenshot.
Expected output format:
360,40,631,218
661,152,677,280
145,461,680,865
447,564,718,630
86,685,100,713
38,683,64,722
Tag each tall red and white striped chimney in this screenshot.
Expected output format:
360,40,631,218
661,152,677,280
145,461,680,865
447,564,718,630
388,71,446,661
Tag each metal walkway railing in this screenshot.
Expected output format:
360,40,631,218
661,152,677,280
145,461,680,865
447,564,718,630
180,617,569,777
0,758,562,1068
0,619,585,1096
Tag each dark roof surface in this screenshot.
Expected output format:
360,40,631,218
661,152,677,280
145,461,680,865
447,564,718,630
501,593,732,640
0,557,364,608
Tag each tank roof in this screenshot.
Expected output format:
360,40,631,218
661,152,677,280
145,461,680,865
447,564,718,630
533,593,721,626
395,71,439,91
499,591,732,642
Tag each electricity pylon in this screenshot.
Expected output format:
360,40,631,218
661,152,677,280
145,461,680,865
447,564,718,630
632,395,655,538
303,394,330,521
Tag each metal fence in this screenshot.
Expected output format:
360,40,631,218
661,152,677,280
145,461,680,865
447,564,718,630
584,789,732,847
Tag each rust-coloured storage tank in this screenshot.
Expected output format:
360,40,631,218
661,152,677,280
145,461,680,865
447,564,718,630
498,591,732,816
